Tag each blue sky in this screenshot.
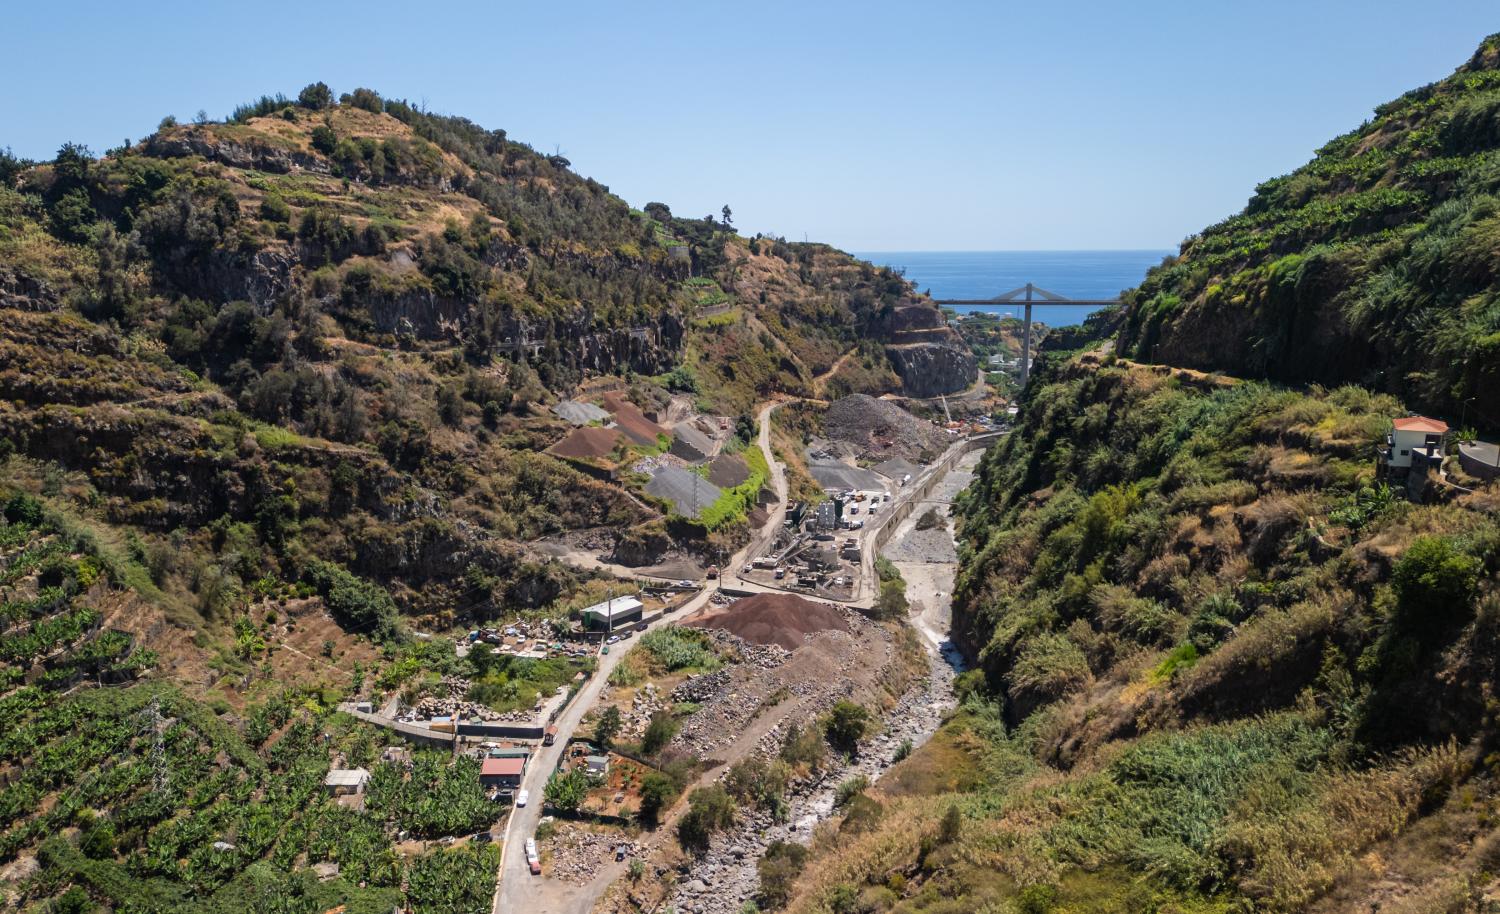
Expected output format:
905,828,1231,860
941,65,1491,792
4,1,1496,250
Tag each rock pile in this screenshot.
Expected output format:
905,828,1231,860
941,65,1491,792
543,826,640,885
672,669,730,704
823,394,950,461
619,683,665,740
412,676,533,723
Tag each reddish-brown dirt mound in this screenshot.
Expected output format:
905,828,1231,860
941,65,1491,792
600,391,669,447
547,426,623,459
689,593,849,650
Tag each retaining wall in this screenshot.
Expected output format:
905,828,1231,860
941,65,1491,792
870,432,1001,558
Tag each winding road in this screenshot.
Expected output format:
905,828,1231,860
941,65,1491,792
493,397,990,914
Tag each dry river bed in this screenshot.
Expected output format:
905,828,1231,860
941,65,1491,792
662,451,981,914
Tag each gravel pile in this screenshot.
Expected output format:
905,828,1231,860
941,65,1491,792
881,525,958,564
687,594,848,651
823,394,949,461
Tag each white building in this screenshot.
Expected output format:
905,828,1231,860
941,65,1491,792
1383,416,1450,469
581,595,644,631
323,768,370,796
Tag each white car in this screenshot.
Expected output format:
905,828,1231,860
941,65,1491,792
677,579,695,588
606,635,619,644
517,790,530,807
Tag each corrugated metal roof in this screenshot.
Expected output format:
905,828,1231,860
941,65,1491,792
482,757,526,776
324,768,370,787
581,596,643,620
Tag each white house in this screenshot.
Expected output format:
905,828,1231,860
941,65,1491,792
1384,416,1450,469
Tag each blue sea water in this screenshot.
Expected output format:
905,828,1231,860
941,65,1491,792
855,250,1173,326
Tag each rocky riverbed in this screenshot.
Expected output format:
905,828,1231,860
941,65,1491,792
664,634,963,914
662,456,976,914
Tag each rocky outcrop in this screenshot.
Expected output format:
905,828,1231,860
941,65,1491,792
144,131,331,176
611,522,673,567
0,268,61,312
886,341,977,397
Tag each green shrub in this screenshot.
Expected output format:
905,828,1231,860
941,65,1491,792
1391,536,1481,637
297,82,333,110
757,840,808,908
824,701,870,754
641,711,679,755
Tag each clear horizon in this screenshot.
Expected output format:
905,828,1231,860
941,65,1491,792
4,1,1496,251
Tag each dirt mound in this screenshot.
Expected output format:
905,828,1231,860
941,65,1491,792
601,391,669,447
689,593,849,650
707,453,750,487
547,426,623,459
824,394,949,461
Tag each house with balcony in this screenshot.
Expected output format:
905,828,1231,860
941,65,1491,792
1378,415,1451,498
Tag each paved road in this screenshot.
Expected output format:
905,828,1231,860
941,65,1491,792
491,588,715,913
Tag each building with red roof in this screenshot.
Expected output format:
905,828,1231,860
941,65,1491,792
480,756,526,788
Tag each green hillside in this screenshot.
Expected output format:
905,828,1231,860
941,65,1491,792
1121,34,1500,427
0,83,970,911
779,37,1500,914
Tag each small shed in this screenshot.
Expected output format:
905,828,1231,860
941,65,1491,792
323,768,370,796
480,756,526,789
585,755,610,777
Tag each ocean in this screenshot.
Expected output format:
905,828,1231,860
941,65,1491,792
854,250,1173,326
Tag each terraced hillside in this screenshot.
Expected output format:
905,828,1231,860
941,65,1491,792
0,83,972,910
1120,34,1500,424
773,37,1500,914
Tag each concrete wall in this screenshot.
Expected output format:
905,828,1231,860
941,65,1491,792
341,708,456,747
1460,444,1500,481
869,432,1001,558
457,721,546,740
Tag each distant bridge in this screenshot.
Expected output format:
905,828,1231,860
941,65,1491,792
933,283,1120,385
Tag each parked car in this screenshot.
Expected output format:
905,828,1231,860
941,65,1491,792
517,790,529,807
606,635,619,644
615,845,627,861
473,831,492,843
602,645,610,655
676,579,695,588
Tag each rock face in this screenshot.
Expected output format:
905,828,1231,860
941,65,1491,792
886,342,977,397
145,131,332,176
874,304,977,397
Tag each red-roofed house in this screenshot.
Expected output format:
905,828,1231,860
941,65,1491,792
480,756,526,789
1384,415,1450,470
